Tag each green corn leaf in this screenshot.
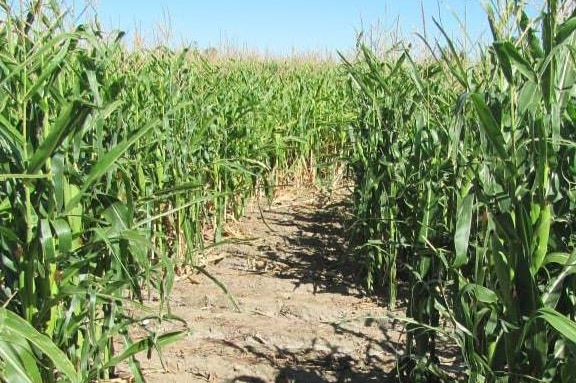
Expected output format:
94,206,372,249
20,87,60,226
0,308,80,383
520,10,544,58
543,252,570,266
471,93,508,161
462,283,499,304
23,40,70,101
0,33,77,88
542,11,556,110
532,203,551,275
134,196,212,228
418,182,432,245
537,307,576,344
63,180,82,242
102,200,130,235
494,42,514,83
194,265,240,312
542,252,576,308
453,193,474,268
52,218,72,254
491,247,515,316
433,18,468,88
124,334,146,383
99,330,187,372
0,113,25,153
484,3,500,42
555,16,576,45
518,81,540,116
39,219,55,269
64,119,159,214
26,101,92,174
0,173,50,181
52,154,65,211
0,339,40,383
494,41,537,82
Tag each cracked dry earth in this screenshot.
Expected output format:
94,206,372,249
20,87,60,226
138,187,404,383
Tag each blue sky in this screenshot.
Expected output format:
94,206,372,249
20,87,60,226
91,0,490,56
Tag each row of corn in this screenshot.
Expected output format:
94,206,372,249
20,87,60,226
0,1,353,381
345,1,576,381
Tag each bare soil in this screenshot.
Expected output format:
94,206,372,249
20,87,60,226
137,187,404,383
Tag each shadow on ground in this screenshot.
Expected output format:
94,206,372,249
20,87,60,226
232,339,391,383
228,192,402,382
255,196,374,298
237,192,461,382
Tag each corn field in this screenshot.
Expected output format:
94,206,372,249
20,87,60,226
1,0,576,382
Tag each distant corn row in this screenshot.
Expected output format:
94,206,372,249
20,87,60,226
0,1,353,381
345,1,576,381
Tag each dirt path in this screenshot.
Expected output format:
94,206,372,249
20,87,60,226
139,187,402,383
